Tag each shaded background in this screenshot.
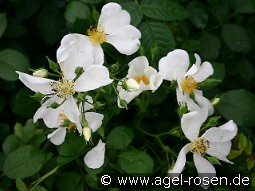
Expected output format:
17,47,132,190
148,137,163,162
0,0,255,190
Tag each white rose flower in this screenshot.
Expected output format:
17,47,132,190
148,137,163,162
16,64,112,144
170,110,238,188
117,56,163,108
159,49,214,112
57,2,141,79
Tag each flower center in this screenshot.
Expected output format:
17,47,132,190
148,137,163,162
51,79,75,99
87,26,106,45
59,112,77,132
134,75,149,85
181,76,198,94
190,137,209,156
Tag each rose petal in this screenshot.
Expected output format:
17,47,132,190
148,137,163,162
63,97,82,134
181,107,208,141
33,96,62,128
74,65,113,92
117,84,142,108
16,71,54,94
194,154,216,174
84,139,105,169
85,112,104,132
202,120,238,142
47,127,66,145
84,95,94,111
148,73,163,92
127,56,149,77
170,143,190,175
193,154,216,189
206,141,233,164
192,61,214,82
106,25,141,55
98,3,131,34
193,90,214,116
158,49,189,81
57,34,98,80
93,45,104,66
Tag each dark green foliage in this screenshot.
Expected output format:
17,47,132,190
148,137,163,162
0,0,255,190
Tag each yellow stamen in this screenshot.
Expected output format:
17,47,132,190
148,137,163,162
59,112,77,132
87,26,106,45
190,137,209,156
181,76,198,94
51,79,75,99
134,75,150,85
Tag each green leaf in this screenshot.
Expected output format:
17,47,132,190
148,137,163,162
5,18,28,38
0,49,30,81
181,39,201,52
232,0,255,13
139,21,175,58
199,33,221,60
216,89,255,126
203,116,221,129
80,0,104,4
247,159,254,171
32,185,48,191
84,174,97,190
119,99,128,110
49,102,62,109
206,156,222,165
228,150,243,160
211,62,226,81
31,92,45,102
12,87,40,117
15,178,27,191
238,132,248,151
244,139,253,155
57,155,77,166
150,86,168,105
37,7,65,45
2,135,20,155
65,1,90,24
14,123,23,140
208,0,230,22
199,79,221,90
3,145,47,179
0,13,7,38
29,129,46,147
57,172,83,191
46,56,60,74
58,132,86,157
237,59,254,81
120,1,143,27
15,0,41,20
141,0,189,21
118,149,154,174
221,24,251,53
0,152,6,172
22,119,36,143
187,1,209,29
106,126,134,150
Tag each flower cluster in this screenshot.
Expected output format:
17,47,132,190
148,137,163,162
16,2,141,169
160,50,238,186
16,2,238,180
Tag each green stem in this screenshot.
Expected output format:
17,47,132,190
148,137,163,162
136,125,157,138
29,166,60,191
197,11,238,37
47,72,61,78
